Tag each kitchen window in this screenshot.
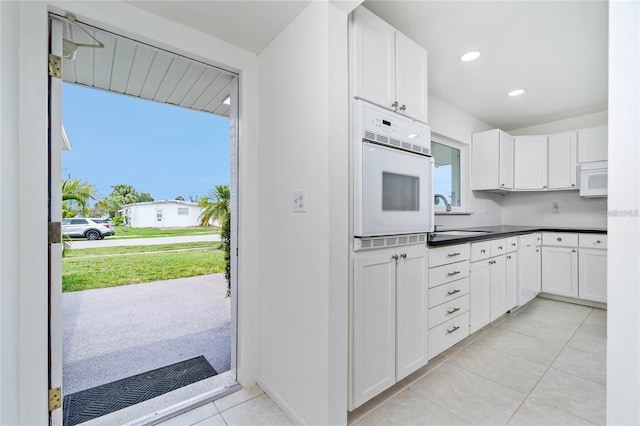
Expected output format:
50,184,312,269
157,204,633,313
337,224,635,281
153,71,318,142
432,134,468,213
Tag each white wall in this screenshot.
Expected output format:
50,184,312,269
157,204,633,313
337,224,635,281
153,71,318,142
428,95,504,229
257,2,349,424
502,111,609,228
607,1,640,424
127,202,203,228
0,2,261,424
508,111,607,135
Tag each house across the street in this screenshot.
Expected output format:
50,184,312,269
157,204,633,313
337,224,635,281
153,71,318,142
120,200,203,228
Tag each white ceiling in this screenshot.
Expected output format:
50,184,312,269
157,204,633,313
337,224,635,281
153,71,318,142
122,1,607,131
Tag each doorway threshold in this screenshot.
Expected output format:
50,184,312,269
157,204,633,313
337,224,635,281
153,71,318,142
79,370,239,426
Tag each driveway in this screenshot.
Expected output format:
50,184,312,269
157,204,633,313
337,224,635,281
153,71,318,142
63,274,230,394
69,234,220,249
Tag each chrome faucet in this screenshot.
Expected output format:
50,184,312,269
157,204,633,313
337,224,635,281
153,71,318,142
434,194,452,212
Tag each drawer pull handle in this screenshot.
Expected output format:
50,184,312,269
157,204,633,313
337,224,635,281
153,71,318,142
511,243,516,246
447,289,461,296
498,246,503,250
507,255,512,259
447,252,461,257
446,326,461,334
480,249,486,253
557,237,562,241
447,271,461,277
596,240,602,244
447,307,460,315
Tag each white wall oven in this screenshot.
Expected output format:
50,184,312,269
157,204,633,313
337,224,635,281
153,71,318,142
353,100,434,240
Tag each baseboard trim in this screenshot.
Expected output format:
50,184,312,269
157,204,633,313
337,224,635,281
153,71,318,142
257,376,306,425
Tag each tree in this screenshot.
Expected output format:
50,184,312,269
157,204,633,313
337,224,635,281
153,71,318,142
100,184,153,217
138,192,154,202
62,177,96,217
199,185,231,295
175,195,185,201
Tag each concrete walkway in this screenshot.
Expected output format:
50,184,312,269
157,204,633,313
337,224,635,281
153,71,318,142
69,234,220,249
63,274,230,394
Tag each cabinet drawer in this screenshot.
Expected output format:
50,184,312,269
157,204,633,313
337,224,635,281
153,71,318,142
428,260,469,288
490,238,507,257
428,244,470,267
429,311,470,360
519,233,541,248
506,236,518,252
470,241,491,262
542,233,578,247
429,277,470,308
579,234,607,249
429,294,469,329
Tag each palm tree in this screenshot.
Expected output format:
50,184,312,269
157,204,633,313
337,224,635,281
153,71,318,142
62,178,96,217
199,184,231,295
199,185,230,227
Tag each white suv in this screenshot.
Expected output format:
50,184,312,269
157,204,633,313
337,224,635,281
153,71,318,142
62,218,115,240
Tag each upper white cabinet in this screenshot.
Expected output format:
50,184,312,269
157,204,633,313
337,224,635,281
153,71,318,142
351,7,428,123
548,131,578,190
514,135,548,190
578,125,608,163
472,129,514,191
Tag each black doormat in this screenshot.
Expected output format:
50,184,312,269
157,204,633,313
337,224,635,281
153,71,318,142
63,356,217,426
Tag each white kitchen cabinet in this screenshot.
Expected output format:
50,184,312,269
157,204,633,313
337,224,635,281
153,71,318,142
469,258,491,333
351,245,427,409
548,131,578,190
505,253,518,311
579,236,607,303
514,135,548,190
578,125,608,163
472,129,514,191
490,255,507,322
518,234,541,306
541,246,578,297
351,7,428,123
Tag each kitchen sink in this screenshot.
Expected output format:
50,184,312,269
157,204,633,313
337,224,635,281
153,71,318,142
431,230,492,236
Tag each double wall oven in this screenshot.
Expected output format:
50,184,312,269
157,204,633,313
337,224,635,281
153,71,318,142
353,100,434,244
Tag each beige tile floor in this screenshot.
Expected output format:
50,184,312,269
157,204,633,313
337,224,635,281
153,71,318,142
156,297,606,426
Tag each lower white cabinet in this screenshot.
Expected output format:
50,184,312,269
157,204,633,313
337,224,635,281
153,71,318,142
518,234,541,306
490,255,507,322
505,253,518,311
470,254,507,333
579,248,607,303
350,245,427,409
541,246,578,297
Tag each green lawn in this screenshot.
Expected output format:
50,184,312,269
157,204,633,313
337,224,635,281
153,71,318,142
63,245,225,292
110,226,220,239
64,241,219,257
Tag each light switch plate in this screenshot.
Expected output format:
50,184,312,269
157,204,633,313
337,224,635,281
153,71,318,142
293,190,306,212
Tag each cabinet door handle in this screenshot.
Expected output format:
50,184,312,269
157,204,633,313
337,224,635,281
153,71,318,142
507,255,512,259
500,183,505,187
480,249,486,253
446,325,461,334
557,237,563,241
536,249,540,252
511,243,517,247
392,101,399,109
447,252,461,257
447,307,460,315
391,254,399,261
447,271,461,277
498,246,503,250
447,289,461,296
399,104,406,111
596,240,602,244
400,253,407,259
571,184,576,187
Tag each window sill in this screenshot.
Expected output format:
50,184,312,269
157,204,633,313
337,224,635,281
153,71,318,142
435,211,474,216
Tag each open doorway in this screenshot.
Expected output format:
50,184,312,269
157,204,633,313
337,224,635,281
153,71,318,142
49,15,239,425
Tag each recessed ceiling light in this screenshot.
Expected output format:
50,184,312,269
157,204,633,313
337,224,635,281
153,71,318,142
222,95,231,105
460,51,481,62
508,89,526,97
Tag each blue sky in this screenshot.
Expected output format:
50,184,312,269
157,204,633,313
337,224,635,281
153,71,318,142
62,83,230,203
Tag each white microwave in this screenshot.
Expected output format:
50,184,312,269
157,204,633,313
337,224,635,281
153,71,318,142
579,161,607,198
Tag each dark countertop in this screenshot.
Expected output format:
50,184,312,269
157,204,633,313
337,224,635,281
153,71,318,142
427,225,607,247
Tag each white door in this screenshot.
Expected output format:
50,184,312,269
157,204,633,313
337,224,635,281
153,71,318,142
548,131,578,189
579,249,608,303
514,135,548,190
395,32,428,123
351,249,396,409
469,260,491,334
361,142,432,236
49,17,64,426
578,125,608,163
542,246,578,297
518,244,541,306
499,132,515,190
395,247,428,381
490,255,507,321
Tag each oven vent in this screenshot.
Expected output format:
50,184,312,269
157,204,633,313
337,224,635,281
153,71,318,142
362,131,428,156
376,134,389,144
353,233,427,251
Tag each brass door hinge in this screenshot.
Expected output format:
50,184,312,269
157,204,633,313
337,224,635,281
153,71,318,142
48,222,62,244
48,54,62,78
49,387,62,411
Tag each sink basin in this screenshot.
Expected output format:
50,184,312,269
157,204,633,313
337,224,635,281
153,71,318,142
432,230,491,236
